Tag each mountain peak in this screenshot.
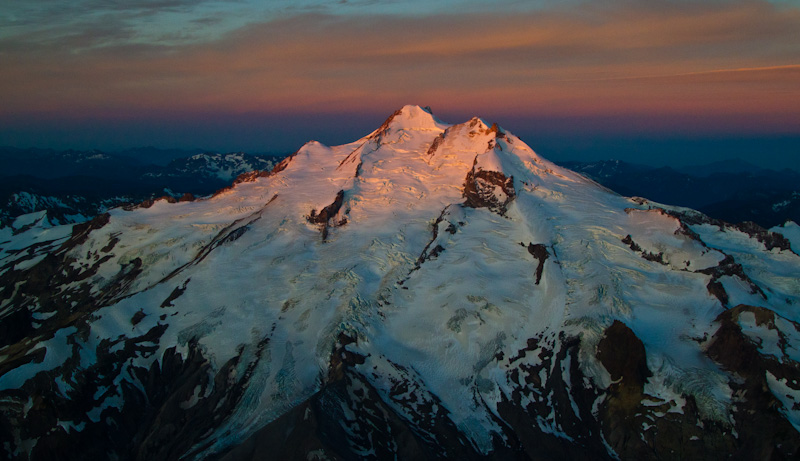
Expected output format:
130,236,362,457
370,105,448,139
402,104,434,116
395,104,436,121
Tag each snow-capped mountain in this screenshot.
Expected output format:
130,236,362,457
0,192,91,227
1,106,799,460
0,191,142,229
158,152,281,182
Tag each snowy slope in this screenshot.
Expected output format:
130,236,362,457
0,152,284,229
1,106,799,460
773,221,800,252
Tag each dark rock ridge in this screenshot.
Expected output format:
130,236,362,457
664,208,796,255
0,337,274,461
426,133,446,157
621,206,773,307
697,254,766,306
705,305,800,459
734,220,794,252
621,234,667,265
524,243,549,285
371,109,406,141
463,162,516,215
308,190,347,241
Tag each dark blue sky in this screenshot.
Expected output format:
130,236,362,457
3,110,799,170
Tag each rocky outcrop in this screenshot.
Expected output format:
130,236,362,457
594,321,740,460
0,337,273,461
370,109,405,141
621,234,667,265
160,278,190,308
596,321,652,450
308,190,347,241
496,335,610,460
525,243,549,284
415,208,450,267
735,221,794,253
665,209,796,254
697,254,765,306
705,305,800,459
426,133,446,157
463,164,516,215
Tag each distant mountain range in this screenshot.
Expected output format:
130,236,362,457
556,159,800,228
0,147,287,227
1,146,798,231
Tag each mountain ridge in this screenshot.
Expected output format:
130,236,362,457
0,105,799,460
3,140,799,230
0,151,285,228
557,159,800,227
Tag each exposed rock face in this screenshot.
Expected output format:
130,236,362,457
308,190,345,226
597,321,651,389
705,305,800,460
666,209,797,255
463,166,516,215
308,190,347,241
1,106,799,460
426,133,446,157
596,321,652,456
0,338,274,461
495,335,610,460
697,254,766,306
0,211,132,355
735,221,794,252
371,109,405,141
621,234,666,265
525,243,549,285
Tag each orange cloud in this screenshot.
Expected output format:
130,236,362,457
1,1,798,133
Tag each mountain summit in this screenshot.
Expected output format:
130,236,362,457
1,106,799,460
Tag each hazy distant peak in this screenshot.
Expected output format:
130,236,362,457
677,158,763,177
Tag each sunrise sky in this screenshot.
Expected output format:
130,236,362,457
1,0,799,168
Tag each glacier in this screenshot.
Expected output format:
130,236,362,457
1,105,799,460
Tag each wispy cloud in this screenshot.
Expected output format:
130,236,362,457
558,64,800,82
0,0,798,134
0,0,255,49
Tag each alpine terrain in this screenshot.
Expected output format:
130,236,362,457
0,149,284,228
1,106,799,460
